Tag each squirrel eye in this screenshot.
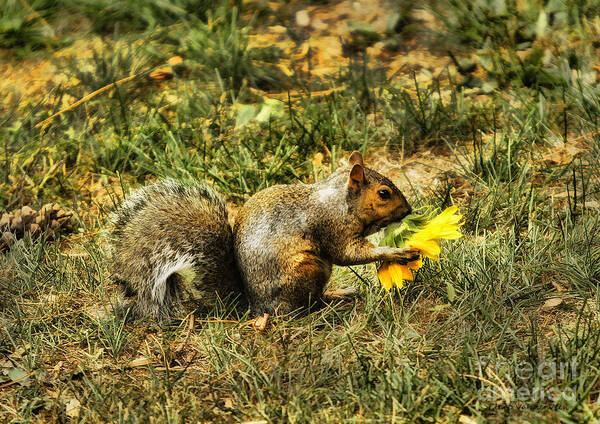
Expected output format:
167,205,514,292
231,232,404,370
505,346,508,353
378,189,391,200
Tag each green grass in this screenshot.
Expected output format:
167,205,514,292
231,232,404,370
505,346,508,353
2,0,600,422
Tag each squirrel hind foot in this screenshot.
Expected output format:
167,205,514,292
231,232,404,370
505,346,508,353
324,286,358,300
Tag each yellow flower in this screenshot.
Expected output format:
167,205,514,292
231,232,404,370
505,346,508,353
406,256,423,270
378,206,463,290
377,263,408,290
405,238,441,260
377,257,423,290
405,205,463,260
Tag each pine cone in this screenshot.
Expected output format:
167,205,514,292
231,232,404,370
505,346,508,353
0,203,73,250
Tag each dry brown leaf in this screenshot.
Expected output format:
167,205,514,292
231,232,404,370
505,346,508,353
127,356,153,368
149,67,174,80
167,56,183,66
543,298,563,309
268,25,287,34
312,18,328,30
277,63,295,77
459,415,478,424
65,397,81,418
312,152,324,168
296,10,310,27
51,361,64,374
253,313,270,332
542,142,583,165
10,346,28,359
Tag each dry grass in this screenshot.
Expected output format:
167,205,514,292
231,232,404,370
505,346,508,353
1,0,600,422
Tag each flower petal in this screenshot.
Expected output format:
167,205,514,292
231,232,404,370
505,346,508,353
377,263,393,291
406,239,441,260
398,264,414,282
406,256,423,270
416,206,464,241
388,263,405,287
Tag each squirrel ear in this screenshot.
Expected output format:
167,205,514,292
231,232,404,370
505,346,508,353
348,151,364,167
349,163,365,188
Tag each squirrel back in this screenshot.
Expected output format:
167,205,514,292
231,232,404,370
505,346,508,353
109,179,243,319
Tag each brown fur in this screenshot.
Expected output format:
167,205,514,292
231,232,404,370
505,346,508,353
234,151,418,315
109,152,418,319
109,179,244,319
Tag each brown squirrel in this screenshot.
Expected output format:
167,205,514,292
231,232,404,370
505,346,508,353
109,152,417,319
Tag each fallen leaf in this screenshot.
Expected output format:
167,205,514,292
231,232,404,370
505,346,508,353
277,63,295,77
65,397,81,418
52,361,64,374
268,25,287,33
312,18,328,30
86,305,111,320
459,415,478,424
543,298,563,309
149,67,174,80
585,200,599,209
542,142,583,165
9,346,27,359
296,10,310,27
254,313,270,332
312,152,324,168
446,281,456,303
167,56,183,66
235,104,257,128
255,98,285,123
7,367,30,386
127,356,153,368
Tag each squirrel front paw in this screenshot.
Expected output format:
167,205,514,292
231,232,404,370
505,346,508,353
380,247,421,264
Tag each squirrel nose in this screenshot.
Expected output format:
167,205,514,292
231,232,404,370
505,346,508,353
395,204,411,221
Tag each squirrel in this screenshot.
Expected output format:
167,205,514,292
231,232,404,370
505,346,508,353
109,151,418,319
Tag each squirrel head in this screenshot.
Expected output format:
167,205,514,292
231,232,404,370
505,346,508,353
346,151,412,235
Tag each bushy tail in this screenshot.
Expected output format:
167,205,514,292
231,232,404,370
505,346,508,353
109,178,227,241
107,178,239,319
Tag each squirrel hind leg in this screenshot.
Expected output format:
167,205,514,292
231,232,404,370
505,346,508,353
250,252,332,316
